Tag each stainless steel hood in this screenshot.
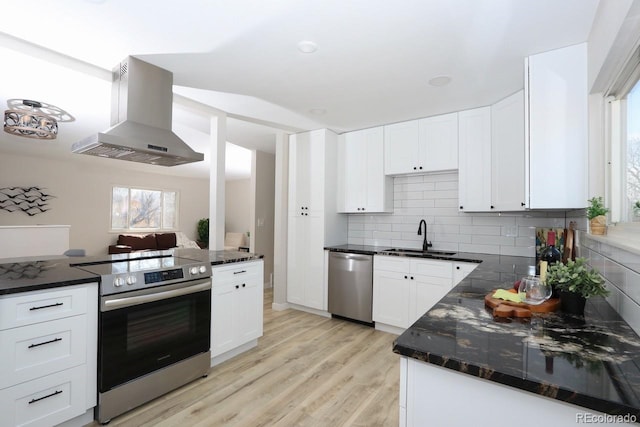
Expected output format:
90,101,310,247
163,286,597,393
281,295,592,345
72,57,204,166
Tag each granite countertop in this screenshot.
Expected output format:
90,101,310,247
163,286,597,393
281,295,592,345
0,256,99,295
0,249,264,295
393,254,640,418
324,244,483,263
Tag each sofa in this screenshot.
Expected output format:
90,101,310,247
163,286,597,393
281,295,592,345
108,232,199,254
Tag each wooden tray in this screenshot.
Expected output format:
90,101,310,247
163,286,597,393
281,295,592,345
485,289,560,318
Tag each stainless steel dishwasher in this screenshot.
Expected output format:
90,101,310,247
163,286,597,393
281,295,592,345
328,251,374,324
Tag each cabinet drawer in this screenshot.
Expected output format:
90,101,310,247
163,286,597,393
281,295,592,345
0,285,89,330
411,259,452,279
212,261,262,283
0,316,87,389
374,256,411,273
0,364,86,427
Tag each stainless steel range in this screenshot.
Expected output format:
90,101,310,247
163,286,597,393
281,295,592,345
73,252,212,424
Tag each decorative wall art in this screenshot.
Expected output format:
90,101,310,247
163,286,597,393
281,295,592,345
0,186,55,216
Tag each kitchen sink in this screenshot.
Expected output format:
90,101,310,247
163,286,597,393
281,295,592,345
383,248,456,256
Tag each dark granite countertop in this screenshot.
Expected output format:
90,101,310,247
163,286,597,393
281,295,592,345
174,248,263,265
393,254,640,418
0,256,99,295
0,249,263,295
325,244,483,263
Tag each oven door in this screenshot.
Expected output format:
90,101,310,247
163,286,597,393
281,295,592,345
99,279,211,392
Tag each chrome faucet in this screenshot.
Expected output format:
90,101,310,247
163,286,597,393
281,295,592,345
417,219,433,252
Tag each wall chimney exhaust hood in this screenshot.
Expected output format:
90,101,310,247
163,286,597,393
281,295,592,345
72,57,204,166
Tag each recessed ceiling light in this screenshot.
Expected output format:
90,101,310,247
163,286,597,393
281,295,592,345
297,41,318,54
309,108,326,115
428,75,452,87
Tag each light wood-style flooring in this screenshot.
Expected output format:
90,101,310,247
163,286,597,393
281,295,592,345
90,289,400,427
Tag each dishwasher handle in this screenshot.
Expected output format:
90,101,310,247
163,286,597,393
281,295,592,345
329,252,372,262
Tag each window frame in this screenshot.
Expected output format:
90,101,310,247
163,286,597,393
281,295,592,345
110,185,180,233
606,46,640,226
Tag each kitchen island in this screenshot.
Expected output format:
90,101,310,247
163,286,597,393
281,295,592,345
393,254,640,426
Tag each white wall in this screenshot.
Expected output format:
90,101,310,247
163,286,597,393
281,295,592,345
0,152,209,256
252,151,275,286
348,172,585,257
225,179,251,234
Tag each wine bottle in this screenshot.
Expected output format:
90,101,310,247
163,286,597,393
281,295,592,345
540,231,562,266
540,231,562,297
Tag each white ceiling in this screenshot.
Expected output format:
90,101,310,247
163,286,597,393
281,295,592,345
0,0,600,179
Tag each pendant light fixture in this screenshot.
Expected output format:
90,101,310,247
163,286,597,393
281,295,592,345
3,99,60,140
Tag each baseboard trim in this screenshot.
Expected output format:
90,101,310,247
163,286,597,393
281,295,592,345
210,340,258,367
375,322,405,335
287,303,331,318
271,302,290,311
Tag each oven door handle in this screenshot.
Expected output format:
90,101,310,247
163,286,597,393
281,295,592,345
102,280,211,311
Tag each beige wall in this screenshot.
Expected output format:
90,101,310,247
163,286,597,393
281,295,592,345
0,152,209,256
252,151,275,286
224,179,251,234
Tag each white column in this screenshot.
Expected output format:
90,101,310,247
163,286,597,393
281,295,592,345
272,132,289,309
210,114,227,250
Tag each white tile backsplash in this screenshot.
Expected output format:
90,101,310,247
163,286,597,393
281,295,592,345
347,172,582,257
580,232,640,335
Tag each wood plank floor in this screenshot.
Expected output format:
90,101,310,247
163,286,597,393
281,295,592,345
89,289,400,427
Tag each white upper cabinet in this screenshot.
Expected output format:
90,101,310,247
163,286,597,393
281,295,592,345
384,113,458,175
458,107,492,212
526,43,587,209
421,112,458,171
491,90,526,211
337,127,393,213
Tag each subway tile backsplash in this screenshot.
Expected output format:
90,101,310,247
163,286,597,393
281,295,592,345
347,172,585,256
579,232,640,335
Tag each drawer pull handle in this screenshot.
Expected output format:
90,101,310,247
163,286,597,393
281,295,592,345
29,390,62,404
233,270,247,275
30,302,63,311
28,337,62,349
242,283,246,288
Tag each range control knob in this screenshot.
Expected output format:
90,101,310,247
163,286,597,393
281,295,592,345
190,267,199,275
199,265,207,274
126,276,137,286
114,277,125,288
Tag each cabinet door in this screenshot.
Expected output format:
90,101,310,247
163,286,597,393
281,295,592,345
305,216,326,310
236,273,263,344
307,130,326,214
373,270,410,328
384,120,421,175
288,133,310,215
527,43,587,209
286,215,308,306
421,112,458,172
458,107,492,211
491,91,526,211
363,127,392,212
412,276,451,324
211,282,237,356
453,262,478,285
338,130,367,212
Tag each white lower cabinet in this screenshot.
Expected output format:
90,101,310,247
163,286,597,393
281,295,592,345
0,283,98,427
373,256,454,331
211,261,264,362
453,262,478,285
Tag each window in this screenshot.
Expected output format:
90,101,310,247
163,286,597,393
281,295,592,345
625,80,640,220
111,186,178,231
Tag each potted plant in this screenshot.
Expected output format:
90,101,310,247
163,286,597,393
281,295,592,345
197,218,209,248
586,196,608,235
633,201,640,219
546,257,609,315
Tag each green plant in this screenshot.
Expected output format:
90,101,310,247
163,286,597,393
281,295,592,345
586,196,609,220
634,201,640,213
197,218,209,244
546,257,609,299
